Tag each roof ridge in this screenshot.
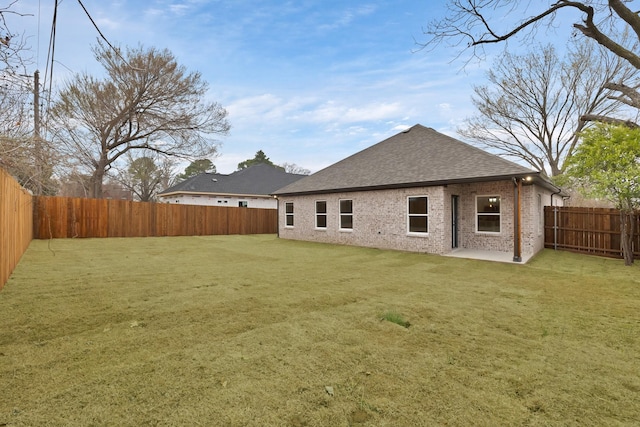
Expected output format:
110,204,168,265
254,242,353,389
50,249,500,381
273,124,537,196
424,127,535,172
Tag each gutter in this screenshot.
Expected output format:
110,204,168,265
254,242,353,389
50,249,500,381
159,191,274,199
274,172,542,197
275,196,280,238
549,185,563,251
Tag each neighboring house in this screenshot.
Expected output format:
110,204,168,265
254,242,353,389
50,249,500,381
273,124,565,262
159,163,306,209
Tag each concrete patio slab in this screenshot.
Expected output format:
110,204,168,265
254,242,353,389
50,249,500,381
444,249,533,264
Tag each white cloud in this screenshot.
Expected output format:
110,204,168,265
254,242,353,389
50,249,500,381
144,7,164,18
318,4,378,31
391,124,411,132
226,93,319,125
227,94,283,118
297,100,402,124
169,4,191,16
94,17,121,31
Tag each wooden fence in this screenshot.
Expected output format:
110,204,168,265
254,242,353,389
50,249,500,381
33,196,278,239
544,206,640,259
0,168,33,290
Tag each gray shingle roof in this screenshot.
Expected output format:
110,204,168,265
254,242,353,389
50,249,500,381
160,163,306,196
273,124,539,196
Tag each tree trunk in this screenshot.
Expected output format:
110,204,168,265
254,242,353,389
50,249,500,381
620,210,634,266
90,168,105,199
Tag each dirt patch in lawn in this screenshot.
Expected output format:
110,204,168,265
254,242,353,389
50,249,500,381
1,235,639,426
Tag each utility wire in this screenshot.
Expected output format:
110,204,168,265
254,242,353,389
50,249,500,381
38,0,146,134
76,0,143,71
36,0,58,141
43,0,143,92
36,0,41,67
44,0,57,97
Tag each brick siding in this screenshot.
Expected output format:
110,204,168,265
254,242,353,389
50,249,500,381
278,180,556,256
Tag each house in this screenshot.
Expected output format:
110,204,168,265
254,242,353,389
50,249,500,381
159,163,306,209
272,124,564,262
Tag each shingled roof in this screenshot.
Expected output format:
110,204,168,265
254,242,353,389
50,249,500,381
273,124,540,196
160,163,306,197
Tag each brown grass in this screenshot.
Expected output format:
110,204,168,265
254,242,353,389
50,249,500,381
1,235,639,426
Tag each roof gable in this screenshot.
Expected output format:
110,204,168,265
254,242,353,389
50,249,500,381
273,124,538,195
160,163,306,196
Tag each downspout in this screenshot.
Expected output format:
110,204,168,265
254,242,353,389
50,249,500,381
512,177,522,262
274,196,280,238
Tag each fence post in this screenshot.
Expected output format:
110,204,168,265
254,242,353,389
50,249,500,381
553,205,558,251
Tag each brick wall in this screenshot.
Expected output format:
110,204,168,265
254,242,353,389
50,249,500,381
444,181,516,253
278,180,555,257
279,186,448,254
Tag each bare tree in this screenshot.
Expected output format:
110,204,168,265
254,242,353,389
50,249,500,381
424,0,640,126
57,169,91,198
459,41,635,176
0,2,57,193
113,152,174,202
0,135,58,194
50,42,230,198
1,1,31,77
0,78,59,194
280,162,311,175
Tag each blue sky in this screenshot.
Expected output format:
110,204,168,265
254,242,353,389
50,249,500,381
13,1,509,174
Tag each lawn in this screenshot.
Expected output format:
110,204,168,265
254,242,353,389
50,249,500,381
1,235,639,426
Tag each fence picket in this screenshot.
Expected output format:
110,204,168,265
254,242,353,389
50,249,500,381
544,206,639,259
32,196,277,239
0,168,33,289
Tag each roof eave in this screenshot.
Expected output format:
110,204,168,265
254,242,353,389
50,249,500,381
159,191,274,199
273,172,541,197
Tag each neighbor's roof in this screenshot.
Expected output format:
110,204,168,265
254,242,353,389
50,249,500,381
160,163,306,197
273,124,545,196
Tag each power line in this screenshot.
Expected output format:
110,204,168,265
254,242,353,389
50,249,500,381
36,0,41,66
42,0,143,92
43,0,57,97
76,0,143,71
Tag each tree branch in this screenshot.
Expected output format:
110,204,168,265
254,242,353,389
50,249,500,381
471,1,587,45
580,114,640,128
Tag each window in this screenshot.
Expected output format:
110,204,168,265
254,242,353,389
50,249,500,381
339,199,353,230
407,196,428,234
238,201,248,208
315,201,327,229
285,202,294,227
476,196,501,233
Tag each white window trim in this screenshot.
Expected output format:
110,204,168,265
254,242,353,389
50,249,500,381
339,199,353,232
315,200,327,230
476,195,501,234
285,202,294,228
407,195,429,236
